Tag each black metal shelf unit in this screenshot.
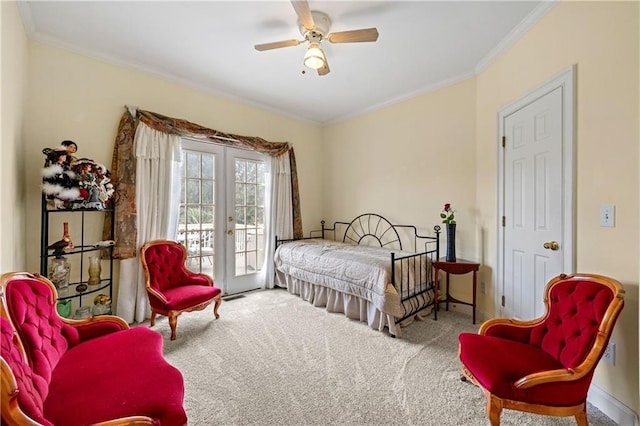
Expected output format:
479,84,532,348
39,195,114,310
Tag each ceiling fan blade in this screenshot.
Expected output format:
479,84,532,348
327,28,379,43
317,60,330,76
291,0,314,30
254,39,301,51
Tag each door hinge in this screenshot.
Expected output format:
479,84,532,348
502,135,506,147
501,295,505,307
501,216,506,227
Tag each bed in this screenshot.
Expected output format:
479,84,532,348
274,213,441,337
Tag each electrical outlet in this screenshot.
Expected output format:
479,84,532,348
602,342,616,365
481,282,486,294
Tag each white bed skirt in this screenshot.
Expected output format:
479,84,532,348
276,273,434,338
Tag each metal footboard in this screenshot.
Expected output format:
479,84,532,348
392,225,440,322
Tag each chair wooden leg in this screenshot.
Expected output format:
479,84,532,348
487,394,503,426
150,310,157,327
169,312,179,340
575,406,588,426
213,294,222,319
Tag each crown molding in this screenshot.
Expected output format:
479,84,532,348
475,1,558,74
323,71,476,126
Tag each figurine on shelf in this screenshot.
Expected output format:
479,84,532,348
47,222,74,256
61,140,79,168
41,147,80,209
41,141,114,210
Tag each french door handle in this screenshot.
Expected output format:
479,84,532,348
543,241,559,251
227,230,234,236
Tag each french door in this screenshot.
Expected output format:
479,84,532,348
178,140,267,295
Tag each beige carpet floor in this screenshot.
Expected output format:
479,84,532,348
155,288,616,426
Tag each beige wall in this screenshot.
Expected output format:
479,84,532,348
23,41,325,301
475,1,638,412
0,1,28,272
323,78,477,253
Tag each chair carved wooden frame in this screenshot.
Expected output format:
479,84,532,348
458,273,625,426
140,240,222,340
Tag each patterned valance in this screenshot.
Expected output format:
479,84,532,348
104,108,303,259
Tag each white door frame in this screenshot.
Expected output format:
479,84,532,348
496,65,576,316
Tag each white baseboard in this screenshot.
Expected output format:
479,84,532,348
588,383,639,426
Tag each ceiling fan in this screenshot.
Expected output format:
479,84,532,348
254,0,379,76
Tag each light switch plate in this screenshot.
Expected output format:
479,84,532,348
600,205,615,227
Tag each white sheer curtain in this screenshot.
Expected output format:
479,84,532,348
116,122,182,323
265,151,294,288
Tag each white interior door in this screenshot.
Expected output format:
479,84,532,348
178,141,266,295
498,67,575,320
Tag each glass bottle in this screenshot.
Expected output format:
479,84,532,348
48,256,70,289
61,222,74,250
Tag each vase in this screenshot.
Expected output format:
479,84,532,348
87,256,102,286
446,223,456,262
56,300,72,318
48,256,70,289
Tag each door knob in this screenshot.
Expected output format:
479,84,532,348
543,241,559,251
227,230,234,236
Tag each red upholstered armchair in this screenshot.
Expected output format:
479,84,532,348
0,272,187,425
458,273,624,426
140,240,222,340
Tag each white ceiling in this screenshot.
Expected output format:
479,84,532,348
18,1,553,125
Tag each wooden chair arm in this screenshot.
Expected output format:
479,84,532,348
185,272,214,287
146,287,168,304
515,331,608,389
479,316,545,335
62,314,129,330
514,368,583,389
93,416,159,425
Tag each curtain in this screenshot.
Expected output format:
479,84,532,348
116,121,182,323
106,107,303,320
265,152,294,288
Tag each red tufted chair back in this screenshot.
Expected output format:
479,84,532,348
528,279,615,369
1,277,80,387
141,242,198,293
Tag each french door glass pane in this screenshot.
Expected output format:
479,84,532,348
234,158,265,277
179,150,216,275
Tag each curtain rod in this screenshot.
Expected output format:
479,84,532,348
210,134,241,144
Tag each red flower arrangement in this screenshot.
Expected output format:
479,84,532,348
440,203,456,224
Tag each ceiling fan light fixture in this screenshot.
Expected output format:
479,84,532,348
303,42,326,69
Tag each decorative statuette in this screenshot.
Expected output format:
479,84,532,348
87,255,102,286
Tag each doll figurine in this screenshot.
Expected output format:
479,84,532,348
41,148,80,209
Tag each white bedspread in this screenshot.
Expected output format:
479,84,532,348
274,239,422,318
